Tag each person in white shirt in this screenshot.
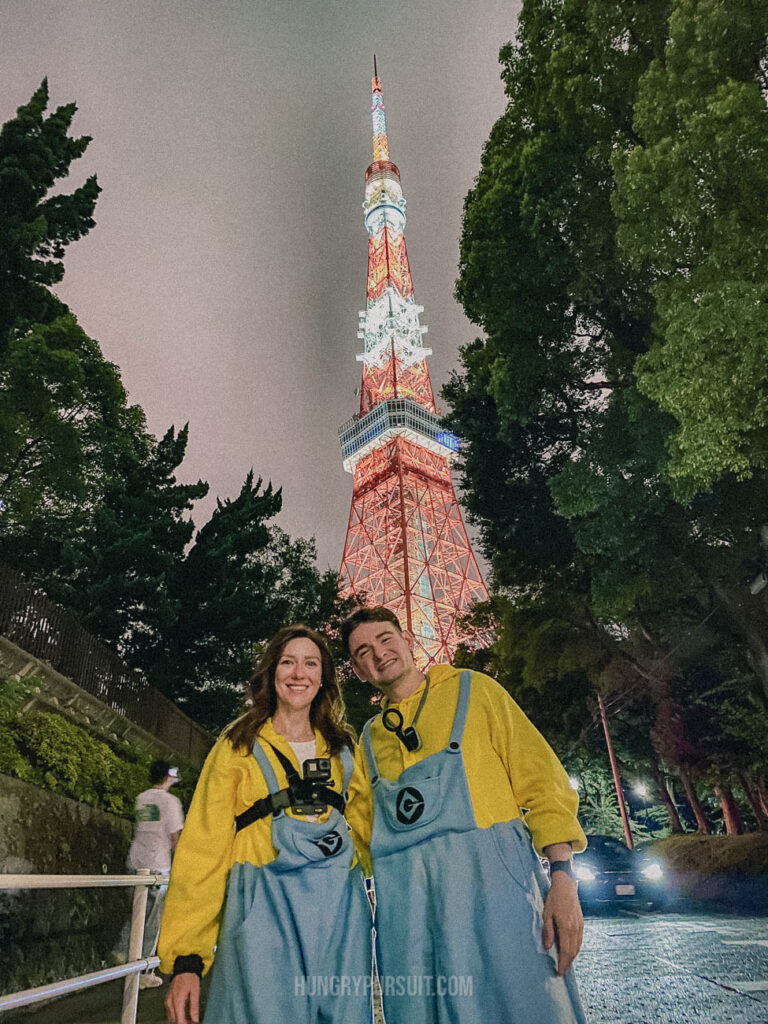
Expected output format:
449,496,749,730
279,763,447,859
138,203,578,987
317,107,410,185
115,760,185,989
130,762,185,874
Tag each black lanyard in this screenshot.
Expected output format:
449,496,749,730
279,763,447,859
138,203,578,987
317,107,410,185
381,676,430,751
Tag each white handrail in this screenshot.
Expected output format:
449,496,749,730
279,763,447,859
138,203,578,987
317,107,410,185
0,958,160,1011
0,871,169,1023
0,872,168,889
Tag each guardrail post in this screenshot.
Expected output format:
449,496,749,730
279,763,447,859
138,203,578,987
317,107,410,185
121,869,150,1024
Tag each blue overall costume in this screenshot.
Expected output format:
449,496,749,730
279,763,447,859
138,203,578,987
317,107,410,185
202,741,373,1024
361,671,587,1024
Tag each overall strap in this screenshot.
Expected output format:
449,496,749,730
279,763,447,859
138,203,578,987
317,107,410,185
448,670,472,749
340,745,354,796
251,738,282,794
361,717,379,781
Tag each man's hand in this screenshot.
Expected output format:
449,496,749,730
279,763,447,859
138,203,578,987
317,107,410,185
542,871,583,975
164,972,200,1024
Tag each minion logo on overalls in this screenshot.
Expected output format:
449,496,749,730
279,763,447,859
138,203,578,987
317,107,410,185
395,785,425,824
311,830,344,857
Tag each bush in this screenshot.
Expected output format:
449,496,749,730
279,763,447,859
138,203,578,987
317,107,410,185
653,833,768,877
0,676,198,816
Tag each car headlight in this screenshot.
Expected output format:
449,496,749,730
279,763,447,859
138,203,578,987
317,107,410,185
574,863,597,882
641,863,664,880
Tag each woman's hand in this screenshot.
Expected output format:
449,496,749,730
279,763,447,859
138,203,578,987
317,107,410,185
164,972,200,1024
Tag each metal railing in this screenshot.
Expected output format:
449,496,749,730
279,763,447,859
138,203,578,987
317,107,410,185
0,563,211,764
0,870,168,1022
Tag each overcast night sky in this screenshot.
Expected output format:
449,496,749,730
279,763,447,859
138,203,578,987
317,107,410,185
1,0,520,569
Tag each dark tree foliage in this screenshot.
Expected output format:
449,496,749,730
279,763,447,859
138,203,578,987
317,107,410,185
0,83,145,549
138,473,354,732
448,0,768,829
0,80,99,350
614,0,768,491
0,314,145,545
0,83,354,737
46,425,208,659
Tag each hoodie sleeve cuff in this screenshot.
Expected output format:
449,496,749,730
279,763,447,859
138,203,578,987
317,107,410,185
171,954,203,978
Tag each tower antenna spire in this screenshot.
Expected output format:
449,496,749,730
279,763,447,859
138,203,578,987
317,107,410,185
370,58,389,162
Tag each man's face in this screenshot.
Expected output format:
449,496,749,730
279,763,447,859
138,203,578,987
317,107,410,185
348,621,416,688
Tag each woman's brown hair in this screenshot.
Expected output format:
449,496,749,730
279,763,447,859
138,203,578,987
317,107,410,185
224,624,356,756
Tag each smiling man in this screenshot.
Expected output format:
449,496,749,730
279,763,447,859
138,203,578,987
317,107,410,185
343,606,588,1024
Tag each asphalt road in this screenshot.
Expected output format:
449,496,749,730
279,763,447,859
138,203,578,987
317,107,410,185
4,908,767,1023
577,907,768,1024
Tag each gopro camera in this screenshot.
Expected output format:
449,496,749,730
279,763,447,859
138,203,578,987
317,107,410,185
292,757,333,816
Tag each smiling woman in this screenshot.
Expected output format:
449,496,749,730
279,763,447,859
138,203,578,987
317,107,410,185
157,624,372,1024
272,638,324,727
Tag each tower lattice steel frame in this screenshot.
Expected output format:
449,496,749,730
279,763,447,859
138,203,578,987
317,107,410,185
338,64,488,665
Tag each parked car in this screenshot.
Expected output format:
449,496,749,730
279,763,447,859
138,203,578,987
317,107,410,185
573,834,669,910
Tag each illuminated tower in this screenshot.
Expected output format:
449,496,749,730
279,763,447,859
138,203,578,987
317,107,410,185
338,63,488,665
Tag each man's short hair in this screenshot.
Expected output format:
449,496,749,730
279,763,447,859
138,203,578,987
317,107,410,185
149,759,171,785
341,606,403,656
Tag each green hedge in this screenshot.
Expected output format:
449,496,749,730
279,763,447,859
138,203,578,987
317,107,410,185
652,833,768,877
0,677,198,816
650,833,768,909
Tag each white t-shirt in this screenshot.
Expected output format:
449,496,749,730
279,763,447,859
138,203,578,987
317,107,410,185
288,739,316,768
128,788,185,873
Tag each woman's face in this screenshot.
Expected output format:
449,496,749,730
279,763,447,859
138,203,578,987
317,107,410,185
273,636,323,717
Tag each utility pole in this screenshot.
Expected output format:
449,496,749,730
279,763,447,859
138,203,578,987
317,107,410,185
597,693,633,849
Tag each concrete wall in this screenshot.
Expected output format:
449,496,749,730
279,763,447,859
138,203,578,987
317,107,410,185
0,774,133,996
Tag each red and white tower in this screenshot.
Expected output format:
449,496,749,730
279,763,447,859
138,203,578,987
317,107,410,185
338,64,488,665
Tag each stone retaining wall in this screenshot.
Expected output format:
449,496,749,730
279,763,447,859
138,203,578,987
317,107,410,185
0,774,133,996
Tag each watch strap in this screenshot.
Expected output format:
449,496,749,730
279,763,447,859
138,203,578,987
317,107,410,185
549,859,574,878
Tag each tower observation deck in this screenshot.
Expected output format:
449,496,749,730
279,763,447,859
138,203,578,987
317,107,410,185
338,64,488,665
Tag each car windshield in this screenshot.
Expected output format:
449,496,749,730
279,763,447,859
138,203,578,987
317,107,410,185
584,836,635,867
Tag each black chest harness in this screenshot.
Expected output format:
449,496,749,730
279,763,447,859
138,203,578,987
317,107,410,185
234,742,345,834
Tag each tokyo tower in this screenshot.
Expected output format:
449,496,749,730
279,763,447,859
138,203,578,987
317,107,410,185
338,62,488,665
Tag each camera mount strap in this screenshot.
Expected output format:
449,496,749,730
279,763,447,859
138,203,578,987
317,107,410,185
234,742,345,833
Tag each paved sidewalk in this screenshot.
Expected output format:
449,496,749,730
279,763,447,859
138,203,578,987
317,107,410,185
3,909,767,1023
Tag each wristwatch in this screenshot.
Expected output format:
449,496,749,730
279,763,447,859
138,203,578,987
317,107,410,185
549,859,575,879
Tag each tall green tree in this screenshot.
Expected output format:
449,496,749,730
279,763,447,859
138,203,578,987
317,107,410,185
138,473,350,731
0,83,147,554
0,83,354,738
0,80,99,350
614,0,768,492
0,314,145,547
46,425,208,659
448,0,768,830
